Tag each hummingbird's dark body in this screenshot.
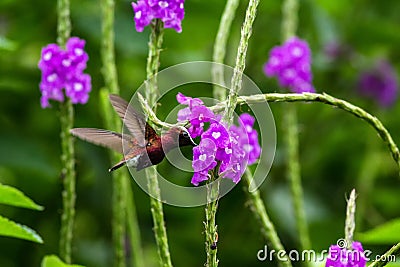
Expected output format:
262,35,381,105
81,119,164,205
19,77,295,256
71,94,196,171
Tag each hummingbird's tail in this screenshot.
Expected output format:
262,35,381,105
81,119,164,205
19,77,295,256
109,160,126,172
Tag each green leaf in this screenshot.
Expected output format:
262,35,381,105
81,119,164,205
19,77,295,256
41,255,85,267
0,183,44,210
0,215,43,243
357,218,400,244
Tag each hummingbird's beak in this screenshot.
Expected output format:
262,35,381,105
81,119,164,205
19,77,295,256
190,138,197,146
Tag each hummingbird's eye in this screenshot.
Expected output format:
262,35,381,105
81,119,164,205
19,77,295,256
146,142,151,147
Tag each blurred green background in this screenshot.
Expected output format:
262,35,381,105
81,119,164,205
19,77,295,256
1,0,400,266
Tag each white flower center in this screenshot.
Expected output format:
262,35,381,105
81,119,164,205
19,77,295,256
225,147,232,154
212,132,221,139
283,68,296,79
198,113,204,121
74,82,83,91
47,73,58,82
135,10,142,19
199,154,207,161
270,56,280,66
62,59,71,67
180,3,184,9
44,52,52,61
159,1,168,8
246,125,252,133
244,144,253,152
74,48,83,56
235,163,241,171
292,46,303,57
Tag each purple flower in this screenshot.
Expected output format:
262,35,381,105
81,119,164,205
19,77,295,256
325,241,367,267
177,93,215,138
263,37,315,93
324,41,353,62
131,0,185,33
65,73,91,104
38,37,91,108
176,93,261,185
237,114,261,165
192,138,217,186
357,60,398,107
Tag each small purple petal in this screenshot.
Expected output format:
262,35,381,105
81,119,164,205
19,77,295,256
191,171,209,186
192,138,217,172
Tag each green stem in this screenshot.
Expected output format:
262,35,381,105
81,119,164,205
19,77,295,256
281,0,311,256
211,92,400,174
57,0,71,48
125,178,145,267
100,0,144,266
283,104,311,253
368,242,400,267
281,0,298,42
59,100,75,264
223,0,260,124
144,20,172,267
57,0,74,263
345,189,356,249
212,0,240,101
146,19,164,108
243,169,292,267
204,1,260,265
147,167,173,267
205,167,220,267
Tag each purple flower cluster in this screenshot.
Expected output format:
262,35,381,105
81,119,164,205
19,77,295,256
357,60,398,107
38,37,91,108
326,241,367,267
131,0,185,33
177,93,261,186
264,37,314,93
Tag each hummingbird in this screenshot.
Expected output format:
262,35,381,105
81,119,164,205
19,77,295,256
70,94,196,172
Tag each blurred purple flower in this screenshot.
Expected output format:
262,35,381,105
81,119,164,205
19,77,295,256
263,37,315,93
325,241,367,267
38,37,91,108
324,41,353,62
177,93,261,186
131,0,185,33
357,60,398,107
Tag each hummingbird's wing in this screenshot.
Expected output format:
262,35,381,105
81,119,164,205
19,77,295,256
70,128,128,154
109,94,147,147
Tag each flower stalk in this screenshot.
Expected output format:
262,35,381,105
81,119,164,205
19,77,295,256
223,0,260,124
205,168,220,267
59,99,75,264
57,0,75,263
244,169,292,267
212,0,240,101
368,242,400,267
345,189,356,249
100,0,144,266
144,19,173,267
211,92,400,172
280,0,312,256
204,0,261,265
